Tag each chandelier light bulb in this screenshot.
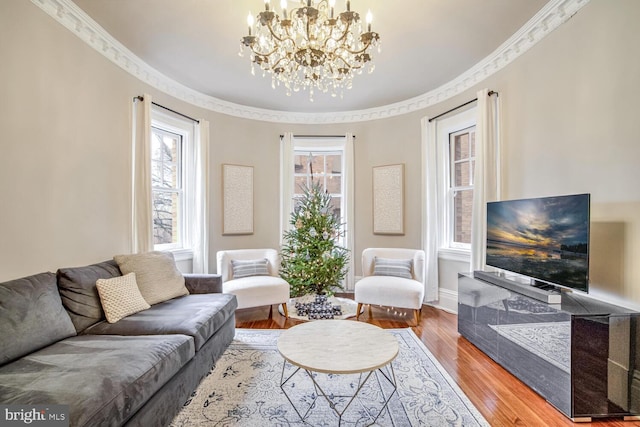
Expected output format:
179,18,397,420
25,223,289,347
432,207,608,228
247,13,254,31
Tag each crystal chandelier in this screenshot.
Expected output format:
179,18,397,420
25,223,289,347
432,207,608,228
239,0,380,100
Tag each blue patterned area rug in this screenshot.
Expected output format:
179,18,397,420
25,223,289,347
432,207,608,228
489,322,571,373
171,328,489,426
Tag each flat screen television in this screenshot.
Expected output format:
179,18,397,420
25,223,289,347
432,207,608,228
485,193,590,293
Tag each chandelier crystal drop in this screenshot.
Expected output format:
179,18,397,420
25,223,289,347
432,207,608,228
239,0,380,101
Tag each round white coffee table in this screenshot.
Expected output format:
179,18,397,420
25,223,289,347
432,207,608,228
277,320,399,425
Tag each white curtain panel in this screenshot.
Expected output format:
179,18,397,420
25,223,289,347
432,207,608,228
279,132,295,244
131,94,153,253
421,116,440,302
470,89,501,271
192,119,210,274
344,133,355,290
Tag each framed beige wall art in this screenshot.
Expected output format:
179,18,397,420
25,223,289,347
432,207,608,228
372,163,404,235
222,164,253,235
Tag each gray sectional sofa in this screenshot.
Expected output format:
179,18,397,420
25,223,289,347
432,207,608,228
0,259,237,426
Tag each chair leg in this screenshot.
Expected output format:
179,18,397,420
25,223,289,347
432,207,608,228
268,304,273,319
356,303,362,320
281,303,289,318
414,309,421,326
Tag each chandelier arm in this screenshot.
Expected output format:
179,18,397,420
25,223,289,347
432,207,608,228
272,54,293,69
340,42,373,56
326,22,352,47
265,21,292,44
250,46,279,58
330,53,365,71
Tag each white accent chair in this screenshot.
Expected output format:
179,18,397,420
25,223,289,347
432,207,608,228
355,248,426,325
216,249,289,318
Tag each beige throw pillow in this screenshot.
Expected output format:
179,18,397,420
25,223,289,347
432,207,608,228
96,273,150,323
114,251,189,305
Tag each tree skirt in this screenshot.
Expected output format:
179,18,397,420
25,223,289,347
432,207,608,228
279,294,361,320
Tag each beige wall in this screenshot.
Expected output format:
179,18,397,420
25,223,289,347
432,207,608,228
1,1,639,309
481,0,640,308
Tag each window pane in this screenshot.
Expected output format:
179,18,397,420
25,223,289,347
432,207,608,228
471,160,475,185
311,172,325,187
469,131,476,157
151,132,178,163
294,154,310,174
329,197,341,220
454,161,471,187
151,130,181,190
152,163,178,189
294,176,308,194
309,154,325,176
153,190,180,245
453,190,473,244
152,161,163,187
454,133,469,160
470,131,476,156
326,155,342,174
161,135,179,163
151,133,163,159
326,175,341,194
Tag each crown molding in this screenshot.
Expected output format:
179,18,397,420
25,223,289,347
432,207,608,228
31,0,589,124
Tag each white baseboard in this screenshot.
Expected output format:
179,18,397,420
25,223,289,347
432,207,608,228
427,288,458,314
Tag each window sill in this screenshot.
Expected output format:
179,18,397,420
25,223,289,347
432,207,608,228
167,248,194,262
438,248,470,263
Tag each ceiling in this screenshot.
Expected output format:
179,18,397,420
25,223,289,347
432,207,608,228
72,0,549,114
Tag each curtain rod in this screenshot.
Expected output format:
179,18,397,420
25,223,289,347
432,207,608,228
133,96,199,124
428,90,498,122
279,134,355,138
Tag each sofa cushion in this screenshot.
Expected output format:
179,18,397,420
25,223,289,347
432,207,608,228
83,293,237,351
0,334,194,427
0,272,76,366
57,260,122,333
114,251,189,305
96,273,150,323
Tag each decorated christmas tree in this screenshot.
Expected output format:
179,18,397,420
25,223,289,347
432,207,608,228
280,182,349,298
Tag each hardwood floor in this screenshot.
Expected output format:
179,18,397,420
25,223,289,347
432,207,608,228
235,302,639,427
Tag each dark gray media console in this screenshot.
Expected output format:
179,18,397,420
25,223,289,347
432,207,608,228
458,272,640,421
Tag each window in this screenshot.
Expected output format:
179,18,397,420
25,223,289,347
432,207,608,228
435,107,476,257
281,134,355,288
293,151,343,220
151,109,195,252
449,127,476,247
151,127,184,248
